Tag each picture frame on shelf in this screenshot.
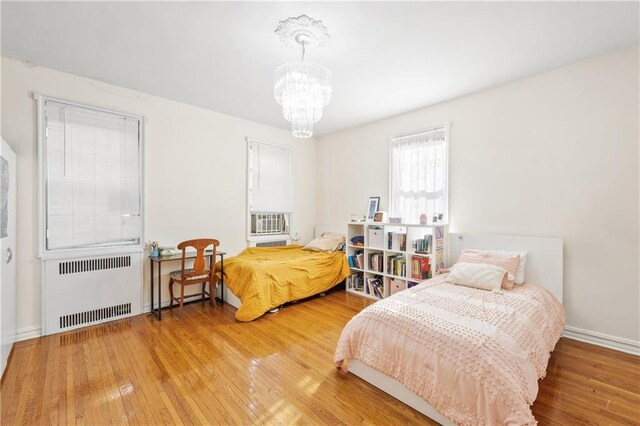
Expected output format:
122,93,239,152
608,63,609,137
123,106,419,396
366,197,380,222
373,211,388,222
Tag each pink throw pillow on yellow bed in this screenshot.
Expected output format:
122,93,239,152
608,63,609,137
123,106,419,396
456,249,520,290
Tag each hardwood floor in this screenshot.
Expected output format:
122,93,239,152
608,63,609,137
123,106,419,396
2,289,639,425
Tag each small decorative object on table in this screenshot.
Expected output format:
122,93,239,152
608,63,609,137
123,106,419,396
160,247,176,256
150,241,160,257
350,213,365,222
389,216,402,224
420,213,429,225
366,197,380,222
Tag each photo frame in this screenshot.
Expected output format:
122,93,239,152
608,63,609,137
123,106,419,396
366,197,380,222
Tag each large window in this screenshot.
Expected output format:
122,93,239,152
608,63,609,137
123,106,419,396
39,97,143,258
246,138,292,239
390,124,449,224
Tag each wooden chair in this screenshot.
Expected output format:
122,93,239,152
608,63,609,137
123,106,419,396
168,238,220,311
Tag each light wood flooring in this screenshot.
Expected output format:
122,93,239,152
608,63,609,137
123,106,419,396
2,289,639,425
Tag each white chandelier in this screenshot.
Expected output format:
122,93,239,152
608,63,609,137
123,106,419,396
274,15,332,139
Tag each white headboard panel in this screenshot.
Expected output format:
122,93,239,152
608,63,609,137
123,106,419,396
315,224,346,238
448,233,563,303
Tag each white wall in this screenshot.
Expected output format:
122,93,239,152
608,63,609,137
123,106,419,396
1,57,317,336
317,47,640,343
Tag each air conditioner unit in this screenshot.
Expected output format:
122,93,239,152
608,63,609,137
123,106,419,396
255,239,289,247
42,252,143,335
248,237,291,248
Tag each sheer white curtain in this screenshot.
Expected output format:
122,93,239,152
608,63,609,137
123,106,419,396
390,126,449,224
44,100,142,251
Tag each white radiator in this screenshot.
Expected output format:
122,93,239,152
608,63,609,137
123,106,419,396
42,252,143,335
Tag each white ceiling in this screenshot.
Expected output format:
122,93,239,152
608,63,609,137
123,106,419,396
2,2,638,136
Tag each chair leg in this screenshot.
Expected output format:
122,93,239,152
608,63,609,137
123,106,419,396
180,284,185,312
202,282,206,302
169,278,174,309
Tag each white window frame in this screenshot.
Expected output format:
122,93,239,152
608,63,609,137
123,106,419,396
37,94,145,259
245,137,293,245
388,123,450,225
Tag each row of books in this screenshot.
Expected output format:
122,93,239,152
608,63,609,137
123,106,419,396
412,234,433,254
387,254,407,277
366,277,384,298
351,274,424,297
411,255,431,280
388,232,407,251
368,252,384,272
347,273,365,292
347,251,364,269
435,227,445,270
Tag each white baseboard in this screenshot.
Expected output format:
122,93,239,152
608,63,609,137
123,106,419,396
563,326,639,356
15,325,42,342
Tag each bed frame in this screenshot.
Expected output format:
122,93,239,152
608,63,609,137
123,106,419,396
348,232,564,425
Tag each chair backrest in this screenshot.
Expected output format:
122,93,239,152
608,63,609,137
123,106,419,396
177,238,220,278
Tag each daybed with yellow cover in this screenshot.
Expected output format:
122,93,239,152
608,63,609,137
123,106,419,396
217,241,350,322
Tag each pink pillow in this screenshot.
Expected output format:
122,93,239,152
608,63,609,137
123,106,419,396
456,249,520,290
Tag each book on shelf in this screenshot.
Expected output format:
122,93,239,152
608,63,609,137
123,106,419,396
355,251,364,269
347,272,364,292
411,256,431,280
387,232,407,251
367,252,384,272
387,254,406,277
365,277,384,298
414,234,433,254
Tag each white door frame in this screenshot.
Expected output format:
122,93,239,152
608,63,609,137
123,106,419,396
1,138,17,376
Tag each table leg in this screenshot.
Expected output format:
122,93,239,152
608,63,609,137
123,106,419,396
150,260,154,316
221,255,224,305
210,254,215,308
158,262,162,320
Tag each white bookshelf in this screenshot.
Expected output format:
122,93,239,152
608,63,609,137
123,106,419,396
345,222,447,300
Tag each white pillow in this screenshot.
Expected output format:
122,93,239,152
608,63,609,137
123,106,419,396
468,249,528,284
303,237,342,252
445,262,507,292
321,232,346,244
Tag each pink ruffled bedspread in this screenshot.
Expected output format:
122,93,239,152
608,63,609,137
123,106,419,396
335,274,564,425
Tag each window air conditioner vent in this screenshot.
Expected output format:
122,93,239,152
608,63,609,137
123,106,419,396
256,240,288,247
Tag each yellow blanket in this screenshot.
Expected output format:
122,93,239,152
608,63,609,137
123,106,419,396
217,245,350,321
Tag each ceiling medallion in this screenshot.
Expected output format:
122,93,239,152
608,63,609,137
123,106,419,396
274,15,332,139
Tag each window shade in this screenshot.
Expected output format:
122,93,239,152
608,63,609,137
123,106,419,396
44,100,142,250
249,140,293,213
390,126,449,224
